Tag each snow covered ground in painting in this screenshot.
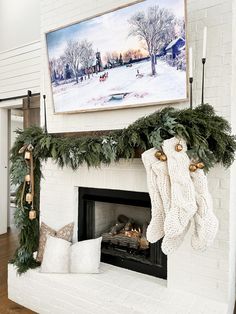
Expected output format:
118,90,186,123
53,59,186,112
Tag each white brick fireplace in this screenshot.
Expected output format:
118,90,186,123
8,159,233,313
39,159,231,301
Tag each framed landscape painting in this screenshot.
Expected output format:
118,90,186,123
46,0,187,113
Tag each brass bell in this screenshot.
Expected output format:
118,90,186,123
27,144,34,152
175,143,183,152
159,154,167,161
26,193,33,204
24,151,31,160
29,210,37,220
189,164,197,172
155,151,162,159
196,162,205,169
25,174,31,183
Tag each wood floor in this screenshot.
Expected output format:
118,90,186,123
0,229,36,314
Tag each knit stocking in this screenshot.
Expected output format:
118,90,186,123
151,156,190,255
161,222,190,255
190,169,219,250
142,147,189,254
142,148,165,243
162,137,197,238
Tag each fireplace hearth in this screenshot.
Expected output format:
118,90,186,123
78,187,167,279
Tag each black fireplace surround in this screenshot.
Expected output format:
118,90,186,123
78,187,167,279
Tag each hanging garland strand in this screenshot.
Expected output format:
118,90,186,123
10,104,236,274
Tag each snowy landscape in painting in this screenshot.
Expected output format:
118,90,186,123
46,0,187,113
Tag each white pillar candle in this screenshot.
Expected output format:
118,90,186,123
203,26,207,58
189,47,193,78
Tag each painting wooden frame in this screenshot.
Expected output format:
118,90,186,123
45,0,188,114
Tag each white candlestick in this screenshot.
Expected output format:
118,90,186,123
203,26,207,58
189,47,193,78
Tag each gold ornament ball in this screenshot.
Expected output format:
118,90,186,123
25,174,31,183
175,143,183,152
155,151,162,159
29,210,37,220
189,164,197,172
24,151,31,160
26,193,33,204
196,162,205,169
159,154,167,161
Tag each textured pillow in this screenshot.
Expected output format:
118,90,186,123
70,237,102,274
36,222,74,262
40,236,71,273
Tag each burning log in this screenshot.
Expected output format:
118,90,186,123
139,222,149,250
102,215,149,251
110,223,125,235
124,218,135,231
117,215,130,224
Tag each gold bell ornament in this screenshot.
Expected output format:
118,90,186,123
27,144,34,152
26,193,33,204
155,151,162,159
25,174,31,184
175,143,183,152
24,150,31,160
189,164,197,172
159,154,167,161
29,210,37,220
196,162,205,169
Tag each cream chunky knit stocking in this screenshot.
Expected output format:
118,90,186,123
161,222,190,255
190,169,219,250
142,146,190,254
151,158,190,255
142,148,165,243
162,137,197,238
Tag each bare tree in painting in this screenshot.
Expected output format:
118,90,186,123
111,51,119,61
49,58,57,82
123,48,144,62
104,51,119,67
56,56,66,81
64,40,81,83
104,52,112,64
79,40,95,79
129,6,176,75
176,17,185,39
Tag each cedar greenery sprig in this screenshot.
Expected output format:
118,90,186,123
10,104,236,274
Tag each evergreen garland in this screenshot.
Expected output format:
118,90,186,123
10,104,236,274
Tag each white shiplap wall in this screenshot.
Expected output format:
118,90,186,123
0,40,40,235
0,41,40,100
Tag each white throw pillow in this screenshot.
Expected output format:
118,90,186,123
70,237,102,274
40,236,71,273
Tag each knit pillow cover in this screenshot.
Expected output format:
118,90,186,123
36,222,74,262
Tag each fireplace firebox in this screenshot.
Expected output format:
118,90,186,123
78,187,167,279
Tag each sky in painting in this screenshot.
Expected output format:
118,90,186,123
46,0,185,60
